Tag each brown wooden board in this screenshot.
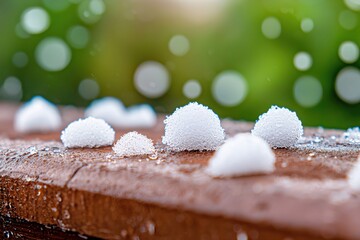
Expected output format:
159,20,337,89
0,103,359,239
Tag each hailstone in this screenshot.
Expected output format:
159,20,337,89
251,105,303,148
162,102,225,151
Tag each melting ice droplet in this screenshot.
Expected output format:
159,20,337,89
251,105,303,148
61,117,115,148
162,102,225,151
14,96,62,133
206,133,275,177
113,131,155,157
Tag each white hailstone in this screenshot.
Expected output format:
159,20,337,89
206,133,275,177
120,104,157,128
61,117,115,148
113,131,155,157
348,158,360,190
251,105,303,148
162,102,225,151
84,97,125,127
85,97,157,128
14,96,62,133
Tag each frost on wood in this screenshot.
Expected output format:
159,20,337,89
162,102,225,151
206,133,275,177
85,97,156,128
61,117,115,148
251,105,303,148
14,96,62,133
342,127,360,144
113,131,155,157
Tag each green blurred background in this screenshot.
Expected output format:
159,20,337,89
1,0,360,129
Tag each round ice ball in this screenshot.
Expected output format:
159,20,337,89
251,106,303,148
113,131,155,157
162,102,225,151
61,117,115,148
206,133,275,177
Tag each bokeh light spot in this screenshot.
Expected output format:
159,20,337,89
78,79,100,100
183,80,202,99
293,76,322,107
261,17,281,39
339,10,358,30
169,35,190,56
212,71,248,106
2,76,22,100
293,52,313,71
344,0,360,11
90,0,106,15
301,18,314,32
35,37,72,72
21,7,50,34
134,61,170,98
338,41,359,63
67,25,90,49
12,52,28,68
78,0,106,24
335,67,360,104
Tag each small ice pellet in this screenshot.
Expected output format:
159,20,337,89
251,105,303,148
348,157,360,190
61,117,115,148
113,131,155,157
85,97,126,127
162,102,225,151
85,97,156,128
206,133,275,177
14,96,62,133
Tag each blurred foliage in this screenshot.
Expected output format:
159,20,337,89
0,0,360,129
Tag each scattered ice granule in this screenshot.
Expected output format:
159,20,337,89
251,105,303,148
206,133,275,177
84,97,125,127
14,96,62,133
342,127,360,144
162,102,225,151
61,117,115,148
113,131,155,157
348,157,360,190
85,97,156,128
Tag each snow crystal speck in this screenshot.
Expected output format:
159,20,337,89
162,102,225,151
113,131,155,157
14,96,62,133
85,97,156,128
252,105,303,148
348,157,360,190
206,133,275,177
61,117,115,148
